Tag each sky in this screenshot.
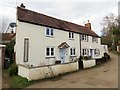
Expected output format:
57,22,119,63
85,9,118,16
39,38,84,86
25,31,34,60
0,0,119,36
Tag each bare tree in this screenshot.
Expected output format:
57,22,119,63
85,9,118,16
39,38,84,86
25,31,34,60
101,13,119,51
101,13,118,36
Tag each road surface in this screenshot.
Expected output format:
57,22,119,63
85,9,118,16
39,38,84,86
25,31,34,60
27,53,118,88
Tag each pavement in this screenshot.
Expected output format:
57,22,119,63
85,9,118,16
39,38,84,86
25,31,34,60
27,53,118,88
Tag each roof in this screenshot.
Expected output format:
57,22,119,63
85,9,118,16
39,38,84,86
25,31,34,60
17,7,100,37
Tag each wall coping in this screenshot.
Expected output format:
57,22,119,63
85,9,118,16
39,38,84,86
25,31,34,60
18,61,78,69
0,45,6,47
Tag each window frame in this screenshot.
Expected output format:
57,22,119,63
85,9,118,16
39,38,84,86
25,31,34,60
46,46,55,58
94,49,100,56
82,48,89,56
70,48,76,56
69,32,74,40
81,35,88,42
46,27,54,37
92,37,98,43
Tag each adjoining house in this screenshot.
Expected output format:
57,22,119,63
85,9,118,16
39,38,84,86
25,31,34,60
1,33,16,45
15,4,107,81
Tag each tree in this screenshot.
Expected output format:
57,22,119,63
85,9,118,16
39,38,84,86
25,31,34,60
5,39,15,59
101,13,119,51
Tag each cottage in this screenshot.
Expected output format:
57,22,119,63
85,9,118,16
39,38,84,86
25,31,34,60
15,5,106,80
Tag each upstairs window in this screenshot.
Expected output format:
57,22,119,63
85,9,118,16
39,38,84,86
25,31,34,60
81,35,88,42
94,49,100,56
46,27,54,37
46,47,55,57
70,48,76,56
69,32,74,39
92,37,98,43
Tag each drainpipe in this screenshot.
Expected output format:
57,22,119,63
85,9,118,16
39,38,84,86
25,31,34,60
78,34,82,70
79,34,81,59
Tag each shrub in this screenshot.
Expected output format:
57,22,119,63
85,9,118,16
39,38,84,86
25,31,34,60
82,56,92,60
9,64,18,76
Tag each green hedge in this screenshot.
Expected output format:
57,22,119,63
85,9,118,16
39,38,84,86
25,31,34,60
9,64,18,76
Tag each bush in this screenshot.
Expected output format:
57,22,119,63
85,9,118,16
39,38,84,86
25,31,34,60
9,64,18,76
82,56,92,60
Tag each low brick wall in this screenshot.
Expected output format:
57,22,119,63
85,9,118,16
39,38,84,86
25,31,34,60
18,61,79,81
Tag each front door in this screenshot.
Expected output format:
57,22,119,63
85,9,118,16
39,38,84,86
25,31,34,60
90,49,93,58
59,48,65,63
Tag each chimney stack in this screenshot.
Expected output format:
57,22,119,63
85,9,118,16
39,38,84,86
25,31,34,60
85,20,91,30
20,3,25,8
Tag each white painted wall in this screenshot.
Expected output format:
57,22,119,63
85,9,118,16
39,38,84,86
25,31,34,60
83,60,96,69
81,36,102,59
18,61,79,81
16,21,80,66
101,45,108,57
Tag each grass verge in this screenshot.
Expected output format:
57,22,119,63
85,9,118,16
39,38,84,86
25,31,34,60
10,76,37,88
111,51,120,55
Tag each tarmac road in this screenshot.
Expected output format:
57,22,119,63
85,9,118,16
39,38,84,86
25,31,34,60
27,53,118,88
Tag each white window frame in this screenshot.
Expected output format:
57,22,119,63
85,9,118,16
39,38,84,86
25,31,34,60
69,32,74,40
46,46,55,57
70,48,76,56
81,35,88,42
82,48,89,56
45,27,54,37
92,37,98,43
94,49,100,56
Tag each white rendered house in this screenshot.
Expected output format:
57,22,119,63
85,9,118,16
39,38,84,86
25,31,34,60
15,6,104,67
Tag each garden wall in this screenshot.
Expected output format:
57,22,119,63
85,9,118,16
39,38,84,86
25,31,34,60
18,61,79,81
82,59,96,69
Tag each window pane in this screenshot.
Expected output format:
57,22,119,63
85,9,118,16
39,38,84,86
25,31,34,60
73,48,75,55
70,48,72,55
46,48,49,56
51,29,53,36
46,28,49,35
51,48,54,56
69,32,71,38
83,49,84,55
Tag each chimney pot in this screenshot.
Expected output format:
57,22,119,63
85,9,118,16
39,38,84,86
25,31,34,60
85,20,91,30
20,3,25,8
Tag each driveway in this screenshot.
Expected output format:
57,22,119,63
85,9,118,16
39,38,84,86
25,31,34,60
27,53,118,88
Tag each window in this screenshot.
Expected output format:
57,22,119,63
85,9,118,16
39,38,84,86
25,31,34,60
24,38,29,62
82,48,89,56
81,35,88,41
69,32,74,39
70,48,76,56
46,27,54,37
46,47,55,57
92,37,98,43
94,49,100,56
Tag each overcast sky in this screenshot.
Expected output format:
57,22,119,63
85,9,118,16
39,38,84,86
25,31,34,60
0,0,119,35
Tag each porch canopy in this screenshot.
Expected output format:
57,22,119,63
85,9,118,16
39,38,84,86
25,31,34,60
58,42,70,48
